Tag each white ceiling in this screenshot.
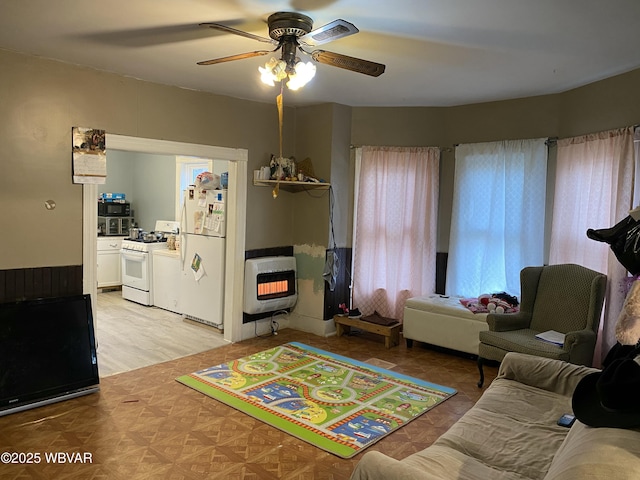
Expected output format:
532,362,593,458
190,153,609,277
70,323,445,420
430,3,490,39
1,0,639,107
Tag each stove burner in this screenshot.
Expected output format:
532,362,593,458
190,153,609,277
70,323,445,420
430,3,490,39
125,237,167,243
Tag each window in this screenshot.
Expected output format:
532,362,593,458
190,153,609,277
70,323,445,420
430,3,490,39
175,156,213,218
446,139,547,297
352,146,439,320
549,127,635,362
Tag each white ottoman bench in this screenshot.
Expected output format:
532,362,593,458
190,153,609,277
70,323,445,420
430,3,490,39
403,294,488,356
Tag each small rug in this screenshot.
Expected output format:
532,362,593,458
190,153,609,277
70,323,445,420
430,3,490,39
176,342,456,458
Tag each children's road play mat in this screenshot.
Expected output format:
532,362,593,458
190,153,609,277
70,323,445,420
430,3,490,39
176,342,456,458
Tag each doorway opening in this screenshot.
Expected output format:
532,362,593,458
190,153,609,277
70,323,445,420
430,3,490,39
82,135,248,357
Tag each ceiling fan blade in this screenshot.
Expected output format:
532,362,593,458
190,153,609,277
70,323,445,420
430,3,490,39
199,22,277,45
197,51,271,65
299,19,358,46
80,24,221,47
311,50,385,77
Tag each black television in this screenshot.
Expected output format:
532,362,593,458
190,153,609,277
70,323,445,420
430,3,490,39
0,294,100,417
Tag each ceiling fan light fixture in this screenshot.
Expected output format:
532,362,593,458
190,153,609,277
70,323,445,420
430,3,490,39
286,61,316,90
259,57,287,86
259,57,315,90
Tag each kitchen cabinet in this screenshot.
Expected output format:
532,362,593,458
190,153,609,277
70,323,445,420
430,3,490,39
97,237,124,288
152,249,181,313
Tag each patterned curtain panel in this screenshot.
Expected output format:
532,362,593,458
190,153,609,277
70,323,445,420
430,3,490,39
446,138,548,298
352,146,440,321
549,127,635,361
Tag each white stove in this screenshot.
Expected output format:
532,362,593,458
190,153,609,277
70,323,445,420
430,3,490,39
121,238,169,253
121,220,179,306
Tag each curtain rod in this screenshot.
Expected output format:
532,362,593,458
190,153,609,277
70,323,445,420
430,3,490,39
353,128,638,151
350,144,454,151
545,125,640,145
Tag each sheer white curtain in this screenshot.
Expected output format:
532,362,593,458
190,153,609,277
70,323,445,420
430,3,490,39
549,127,635,362
446,139,548,298
352,146,439,320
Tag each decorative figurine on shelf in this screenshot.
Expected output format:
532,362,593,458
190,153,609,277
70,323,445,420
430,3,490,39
269,154,296,180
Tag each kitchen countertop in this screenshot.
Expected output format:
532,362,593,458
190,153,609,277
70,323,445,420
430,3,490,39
152,249,180,258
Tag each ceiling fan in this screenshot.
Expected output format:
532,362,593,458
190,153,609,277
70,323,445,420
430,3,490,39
197,12,386,80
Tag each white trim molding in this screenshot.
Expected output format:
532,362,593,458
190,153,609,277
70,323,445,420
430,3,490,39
84,134,247,343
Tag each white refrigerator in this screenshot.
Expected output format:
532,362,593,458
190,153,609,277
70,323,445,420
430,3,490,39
179,188,227,328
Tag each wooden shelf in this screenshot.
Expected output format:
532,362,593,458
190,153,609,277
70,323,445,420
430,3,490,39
253,179,330,193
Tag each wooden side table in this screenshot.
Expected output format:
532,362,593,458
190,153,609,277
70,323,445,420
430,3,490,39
333,315,401,349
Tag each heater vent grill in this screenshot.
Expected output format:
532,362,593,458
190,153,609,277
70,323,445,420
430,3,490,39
244,257,297,314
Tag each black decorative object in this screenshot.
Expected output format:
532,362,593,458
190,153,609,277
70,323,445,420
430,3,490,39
587,215,640,275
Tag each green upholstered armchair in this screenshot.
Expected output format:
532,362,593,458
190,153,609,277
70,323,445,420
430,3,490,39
477,264,607,387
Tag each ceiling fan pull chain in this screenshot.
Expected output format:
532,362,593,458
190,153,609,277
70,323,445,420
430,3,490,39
277,85,284,159
273,87,284,199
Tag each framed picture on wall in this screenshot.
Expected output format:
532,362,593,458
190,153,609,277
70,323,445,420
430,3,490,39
72,126,107,184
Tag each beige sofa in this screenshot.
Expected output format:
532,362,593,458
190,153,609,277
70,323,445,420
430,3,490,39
350,352,640,480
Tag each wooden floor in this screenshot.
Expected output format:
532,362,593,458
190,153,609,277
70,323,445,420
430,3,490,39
0,327,498,480
96,290,229,377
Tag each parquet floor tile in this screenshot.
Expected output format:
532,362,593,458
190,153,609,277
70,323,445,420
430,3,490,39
0,329,498,479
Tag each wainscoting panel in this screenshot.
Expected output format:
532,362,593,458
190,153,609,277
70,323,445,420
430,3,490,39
323,247,352,320
0,266,83,303
436,252,448,295
244,246,294,260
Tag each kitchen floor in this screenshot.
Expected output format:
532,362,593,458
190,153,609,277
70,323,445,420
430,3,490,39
95,290,229,377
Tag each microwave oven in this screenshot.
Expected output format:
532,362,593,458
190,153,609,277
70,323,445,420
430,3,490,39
98,216,133,236
98,201,130,217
